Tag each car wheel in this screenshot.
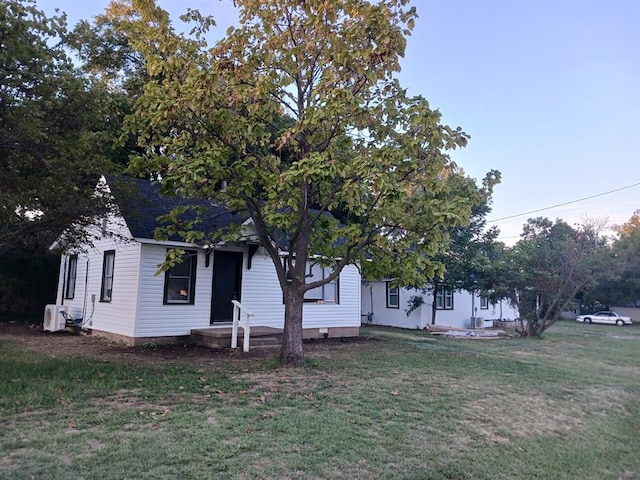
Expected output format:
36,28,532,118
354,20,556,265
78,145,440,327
583,318,592,324
616,319,625,327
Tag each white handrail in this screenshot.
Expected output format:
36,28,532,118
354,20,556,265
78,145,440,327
231,300,255,352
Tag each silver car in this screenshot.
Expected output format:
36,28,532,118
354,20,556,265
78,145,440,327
576,311,632,327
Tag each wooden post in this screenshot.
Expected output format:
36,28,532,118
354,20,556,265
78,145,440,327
231,302,239,349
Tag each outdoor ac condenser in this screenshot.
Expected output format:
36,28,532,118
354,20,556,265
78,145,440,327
43,304,68,332
470,317,484,329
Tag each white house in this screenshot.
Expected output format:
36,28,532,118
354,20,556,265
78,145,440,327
361,281,518,330
51,177,360,345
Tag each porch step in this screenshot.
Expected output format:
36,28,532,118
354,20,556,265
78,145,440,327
190,326,283,350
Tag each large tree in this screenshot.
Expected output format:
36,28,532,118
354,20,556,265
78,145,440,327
116,0,496,364
0,0,124,254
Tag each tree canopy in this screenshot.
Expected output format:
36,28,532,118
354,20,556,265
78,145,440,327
0,0,124,254
488,217,607,336
584,210,640,308
405,181,501,324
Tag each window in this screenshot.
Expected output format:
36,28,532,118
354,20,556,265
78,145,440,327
100,251,115,302
386,283,399,309
480,296,489,310
304,262,339,304
65,255,78,299
435,285,453,310
283,259,339,304
163,250,197,304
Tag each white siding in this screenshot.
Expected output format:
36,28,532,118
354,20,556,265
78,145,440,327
241,250,361,329
362,281,518,329
134,244,214,337
56,215,141,337
134,246,361,336
361,283,427,329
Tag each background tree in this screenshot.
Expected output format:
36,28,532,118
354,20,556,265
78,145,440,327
584,210,640,309
116,0,498,364
0,0,123,255
475,239,518,318
495,217,607,336
405,176,501,324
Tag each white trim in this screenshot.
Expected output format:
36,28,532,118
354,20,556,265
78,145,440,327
133,237,200,248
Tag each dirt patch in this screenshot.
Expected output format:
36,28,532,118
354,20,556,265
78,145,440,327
0,321,380,367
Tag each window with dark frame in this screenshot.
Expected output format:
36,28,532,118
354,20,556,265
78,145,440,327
480,296,489,310
304,262,339,304
65,255,78,299
283,259,339,304
386,282,399,309
100,250,115,302
435,284,454,310
163,250,197,304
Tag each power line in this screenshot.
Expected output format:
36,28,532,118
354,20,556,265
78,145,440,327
488,181,640,223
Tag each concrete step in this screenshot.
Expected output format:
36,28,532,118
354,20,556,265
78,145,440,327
191,326,283,350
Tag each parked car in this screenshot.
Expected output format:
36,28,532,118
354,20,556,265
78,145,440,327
576,311,632,326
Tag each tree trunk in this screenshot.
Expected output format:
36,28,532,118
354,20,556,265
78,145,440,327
281,285,305,365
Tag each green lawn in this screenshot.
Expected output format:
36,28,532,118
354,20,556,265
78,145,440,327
1,321,639,479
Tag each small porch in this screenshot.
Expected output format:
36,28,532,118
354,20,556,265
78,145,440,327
191,325,283,350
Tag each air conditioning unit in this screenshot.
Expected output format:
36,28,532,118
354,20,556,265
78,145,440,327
43,304,68,332
471,317,484,329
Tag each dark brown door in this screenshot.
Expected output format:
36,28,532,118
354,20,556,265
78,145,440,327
211,251,243,323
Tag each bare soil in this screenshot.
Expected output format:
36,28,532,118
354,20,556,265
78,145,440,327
0,321,375,367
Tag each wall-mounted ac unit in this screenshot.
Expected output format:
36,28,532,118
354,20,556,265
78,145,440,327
470,317,484,329
43,304,68,332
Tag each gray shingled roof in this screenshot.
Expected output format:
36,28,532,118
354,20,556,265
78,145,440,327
107,176,247,242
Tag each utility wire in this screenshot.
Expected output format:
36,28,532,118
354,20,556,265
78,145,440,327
488,181,640,223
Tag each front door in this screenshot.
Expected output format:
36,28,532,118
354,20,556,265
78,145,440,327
211,251,243,323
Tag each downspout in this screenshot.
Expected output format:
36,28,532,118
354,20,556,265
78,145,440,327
471,290,475,319
369,284,374,322
82,259,90,320
60,256,67,306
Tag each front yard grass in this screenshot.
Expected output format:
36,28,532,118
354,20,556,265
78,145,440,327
1,321,639,479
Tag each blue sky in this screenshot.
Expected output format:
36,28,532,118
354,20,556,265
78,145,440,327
39,0,640,244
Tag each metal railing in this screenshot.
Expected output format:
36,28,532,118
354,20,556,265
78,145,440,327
231,300,254,352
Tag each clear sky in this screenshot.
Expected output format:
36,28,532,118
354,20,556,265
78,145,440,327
39,0,640,244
